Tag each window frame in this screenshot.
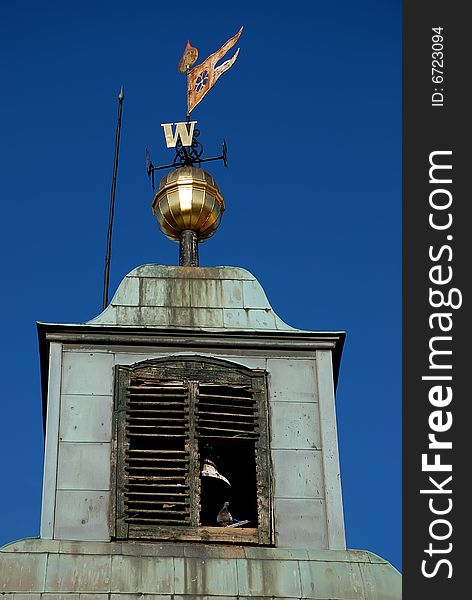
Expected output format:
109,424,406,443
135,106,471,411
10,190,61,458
110,355,273,545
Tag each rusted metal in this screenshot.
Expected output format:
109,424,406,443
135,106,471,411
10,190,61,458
186,27,243,114
179,229,199,266
178,40,198,74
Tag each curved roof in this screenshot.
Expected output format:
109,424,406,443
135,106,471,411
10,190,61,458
87,264,297,332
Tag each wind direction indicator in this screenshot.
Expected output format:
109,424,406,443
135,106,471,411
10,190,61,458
102,86,124,310
145,27,241,187
146,29,242,267
146,131,227,190
185,27,242,116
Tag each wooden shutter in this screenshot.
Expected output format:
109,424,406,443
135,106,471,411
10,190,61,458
124,379,191,526
196,383,258,440
113,357,272,544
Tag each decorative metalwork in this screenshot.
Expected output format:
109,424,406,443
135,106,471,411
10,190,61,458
146,130,228,191
173,128,203,165
145,28,242,190
186,27,243,115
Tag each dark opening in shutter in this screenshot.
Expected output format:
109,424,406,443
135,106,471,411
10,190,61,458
196,382,259,527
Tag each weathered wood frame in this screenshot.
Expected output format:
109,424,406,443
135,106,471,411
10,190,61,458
111,355,272,545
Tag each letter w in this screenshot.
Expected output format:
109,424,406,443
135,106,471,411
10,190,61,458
161,121,197,148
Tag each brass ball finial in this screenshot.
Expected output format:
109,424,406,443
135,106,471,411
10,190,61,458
152,166,225,242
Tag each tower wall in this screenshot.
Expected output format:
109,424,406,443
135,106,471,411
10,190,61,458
41,343,344,551
0,265,401,599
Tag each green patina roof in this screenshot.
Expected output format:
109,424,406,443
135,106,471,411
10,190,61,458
0,538,401,599
87,265,297,331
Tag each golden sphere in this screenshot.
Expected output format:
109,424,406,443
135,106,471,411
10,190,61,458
152,166,225,242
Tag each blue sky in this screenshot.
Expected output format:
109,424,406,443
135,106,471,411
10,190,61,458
0,1,401,569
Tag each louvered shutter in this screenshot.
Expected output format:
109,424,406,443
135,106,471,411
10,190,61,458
124,379,191,526
196,383,258,440
113,357,271,544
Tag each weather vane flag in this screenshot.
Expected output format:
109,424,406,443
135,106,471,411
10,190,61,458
147,25,243,184
181,27,243,116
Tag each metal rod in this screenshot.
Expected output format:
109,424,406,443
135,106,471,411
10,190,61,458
102,86,124,310
153,162,177,172
198,155,225,164
186,66,190,121
179,230,199,266
151,154,225,174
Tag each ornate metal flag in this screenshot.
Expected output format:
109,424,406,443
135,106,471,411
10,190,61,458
186,27,243,114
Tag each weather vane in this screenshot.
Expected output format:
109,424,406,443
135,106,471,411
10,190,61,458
146,27,243,188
